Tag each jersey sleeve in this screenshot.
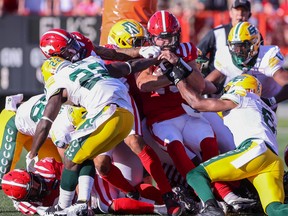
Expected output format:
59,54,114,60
44,76,64,101
220,92,241,105
17,201,38,215
34,157,63,180
177,42,198,62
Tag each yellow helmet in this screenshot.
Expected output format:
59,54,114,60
224,74,262,96
227,22,261,67
108,19,147,48
41,56,71,83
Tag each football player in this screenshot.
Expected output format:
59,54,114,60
26,49,164,216
0,94,62,187
135,10,252,210
166,72,288,216
205,21,288,110
1,157,63,215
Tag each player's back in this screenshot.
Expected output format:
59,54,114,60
15,94,46,136
221,92,278,154
45,56,132,115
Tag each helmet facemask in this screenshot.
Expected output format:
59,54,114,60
24,173,49,202
228,40,253,67
2,170,49,202
130,36,148,48
58,37,82,62
150,32,180,51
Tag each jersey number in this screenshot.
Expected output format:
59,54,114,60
69,62,111,90
262,107,276,134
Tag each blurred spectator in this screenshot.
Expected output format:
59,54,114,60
197,0,252,76
196,0,228,11
52,0,77,16
0,0,18,17
279,0,288,14
74,0,102,16
18,0,52,16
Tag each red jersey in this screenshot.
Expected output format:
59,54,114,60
140,42,198,126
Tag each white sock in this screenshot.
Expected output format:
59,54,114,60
223,192,239,205
77,175,94,202
58,187,76,209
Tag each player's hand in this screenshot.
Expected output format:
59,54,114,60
158,50,179,65
139,46,161,58
26,151,38,172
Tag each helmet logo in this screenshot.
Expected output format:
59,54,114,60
41,44,56,54
122,22,140,36
248,25,257,36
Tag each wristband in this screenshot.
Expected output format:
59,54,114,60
125,61,132,75
41,116,54,124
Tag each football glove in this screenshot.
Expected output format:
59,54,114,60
139,46,161,59
26,151,38,172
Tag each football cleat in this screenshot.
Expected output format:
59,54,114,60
197,200,225,216
172,186,198,213
162,191,183,216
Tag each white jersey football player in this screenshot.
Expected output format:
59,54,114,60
170,73,286,216
206,21,288,110
26,54,161,216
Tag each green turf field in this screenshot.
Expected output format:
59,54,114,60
0,104,287,215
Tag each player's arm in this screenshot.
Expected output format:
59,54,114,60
157,50,205,93
94,45,160,61
176,79,237,112
105,57,160,78
95,45,139,61
135,66,172,92
29,90,66,159
204,69,226,94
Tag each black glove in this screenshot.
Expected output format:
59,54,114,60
165,58,193,85
159,60,173,74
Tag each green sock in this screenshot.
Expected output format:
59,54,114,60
79,160,95,177
266,201,288,216
186,165,215,202
61,168,79,191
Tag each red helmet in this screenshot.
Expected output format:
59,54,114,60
39,28,82,62
1,169,48,202
147,10,181,50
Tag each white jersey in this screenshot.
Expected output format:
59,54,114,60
15,94,46,136
215,45,283,98
220,92,278,154
15,94,78,147
45,56,132,117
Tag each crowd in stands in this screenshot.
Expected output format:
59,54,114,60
0,0,103,17
1,0,288,56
